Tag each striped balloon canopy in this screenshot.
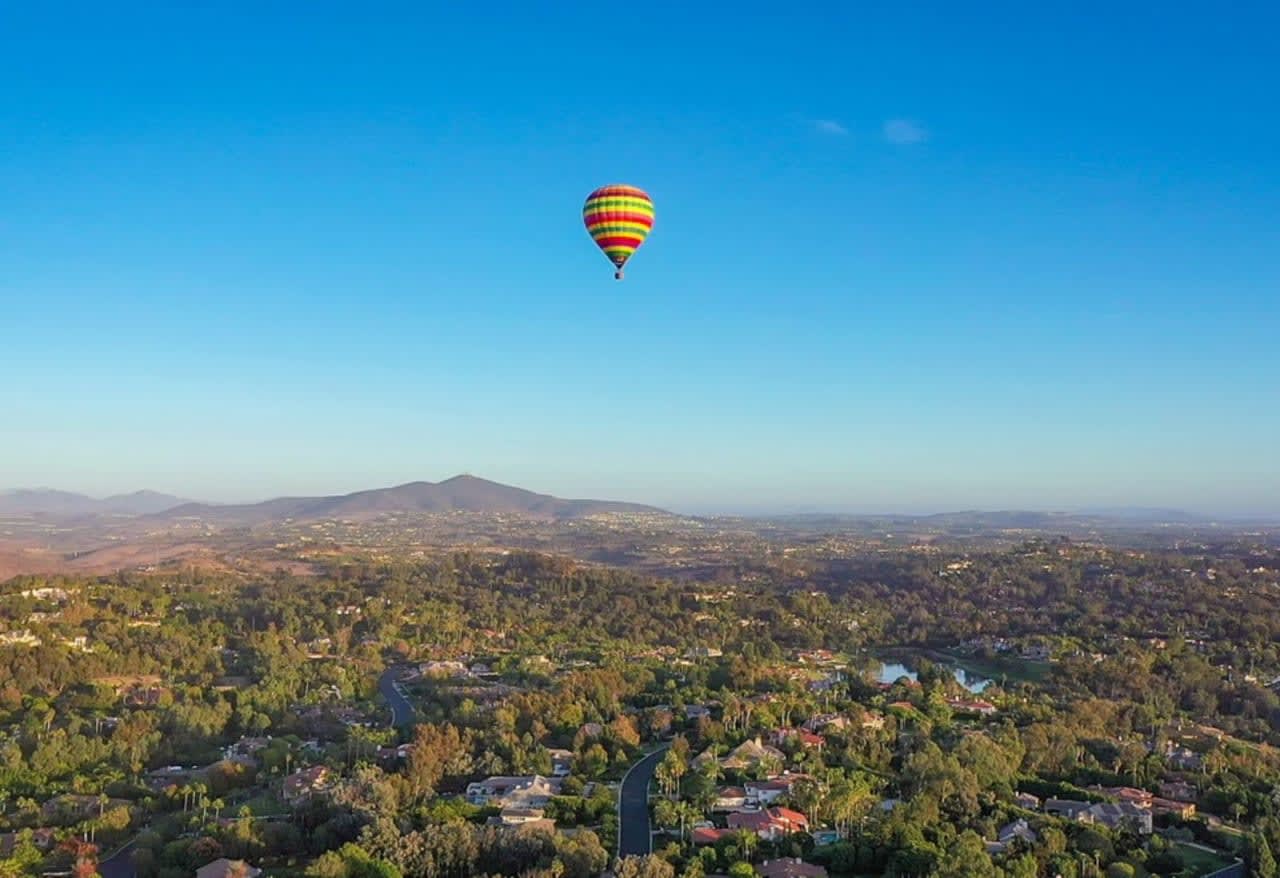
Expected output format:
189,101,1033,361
582,184,654,280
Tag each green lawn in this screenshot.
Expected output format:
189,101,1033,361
1173,842,1234,877
236,791,290,817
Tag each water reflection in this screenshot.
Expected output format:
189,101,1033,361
877,661,991,693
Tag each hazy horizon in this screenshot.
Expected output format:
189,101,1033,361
3,474,1278,521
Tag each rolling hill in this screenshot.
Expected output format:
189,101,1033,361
156,475,666,524
0,489,191,518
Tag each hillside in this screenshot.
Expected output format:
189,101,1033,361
157,475,666,524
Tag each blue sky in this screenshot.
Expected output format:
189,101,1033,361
3,3,1278,514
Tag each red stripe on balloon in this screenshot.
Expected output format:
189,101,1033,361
592,235,644,247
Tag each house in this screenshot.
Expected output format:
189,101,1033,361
489,807,549,827
0,630,41,647
1166,746,1203,771
945,698,998,716
728,807,809,841
998,819,1038,847
376,744,413,762
465,775,563,809
693,747,719,769
1082,803,1153,834
419,660,468,677
770,729,825,749
1044,798,1091,819
809,672,844,693
1150,797,1196,819
282,766,331,803
757,858,828,878
1092,786,1152,808
686,704,713,721
195,859,262,878
546,748,574,777
692,827,731,845
721,737,785,771
0,830,56,856
147,765,206,792
857,711,885,731
714,787,749,811
1014,792,1041,810
746,775,806,805
1159,781,1197,802
803,713,849,733
222,737,271,762
685,647,724,659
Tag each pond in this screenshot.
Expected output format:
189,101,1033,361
877,661,992,693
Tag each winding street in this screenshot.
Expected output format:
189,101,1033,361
97,840,136,878
378,666,416,729
617,747,668,859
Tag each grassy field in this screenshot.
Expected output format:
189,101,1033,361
1174,842,1235,877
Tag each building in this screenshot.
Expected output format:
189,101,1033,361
713,786,749,811
1014,792,1041,810
282,766,331,804
721,737,785,771
1151,797,1196,819
988,818,1039,852
489,807,550,827
692,827,730,845
465,775,563,809
757,859,828,878
546,748,574,777
728,807,810,841
746,775,806,805
1082,802,1153,834
195,859,262,878
770,728,825,749
945,698,998,716
1044,799,1092,819
1159,781,1197,802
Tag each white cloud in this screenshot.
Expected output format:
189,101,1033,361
883,118,928,144
812,119,849,136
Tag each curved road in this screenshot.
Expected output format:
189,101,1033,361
617,747,667,859
379,666,416,729
98,841,136,878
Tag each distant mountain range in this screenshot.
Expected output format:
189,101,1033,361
0,489,191,518
156,475,665,524
2,479,1264,529
0,476,663,523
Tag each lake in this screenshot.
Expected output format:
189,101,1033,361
877,661,991,693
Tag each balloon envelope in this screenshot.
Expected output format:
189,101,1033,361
583,184,654,277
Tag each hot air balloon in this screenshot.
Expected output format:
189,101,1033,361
582,184,654,280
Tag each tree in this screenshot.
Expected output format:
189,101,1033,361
727,863,755,878
555,830,608,878
405,723,472,801
614,855,675,878
1252,832,1278,878
934,831,995,878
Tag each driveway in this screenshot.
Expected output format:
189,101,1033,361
617,747,668,858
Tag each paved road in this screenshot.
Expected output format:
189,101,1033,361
617,747,668,859
98,841,136,878
378,666,415,728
